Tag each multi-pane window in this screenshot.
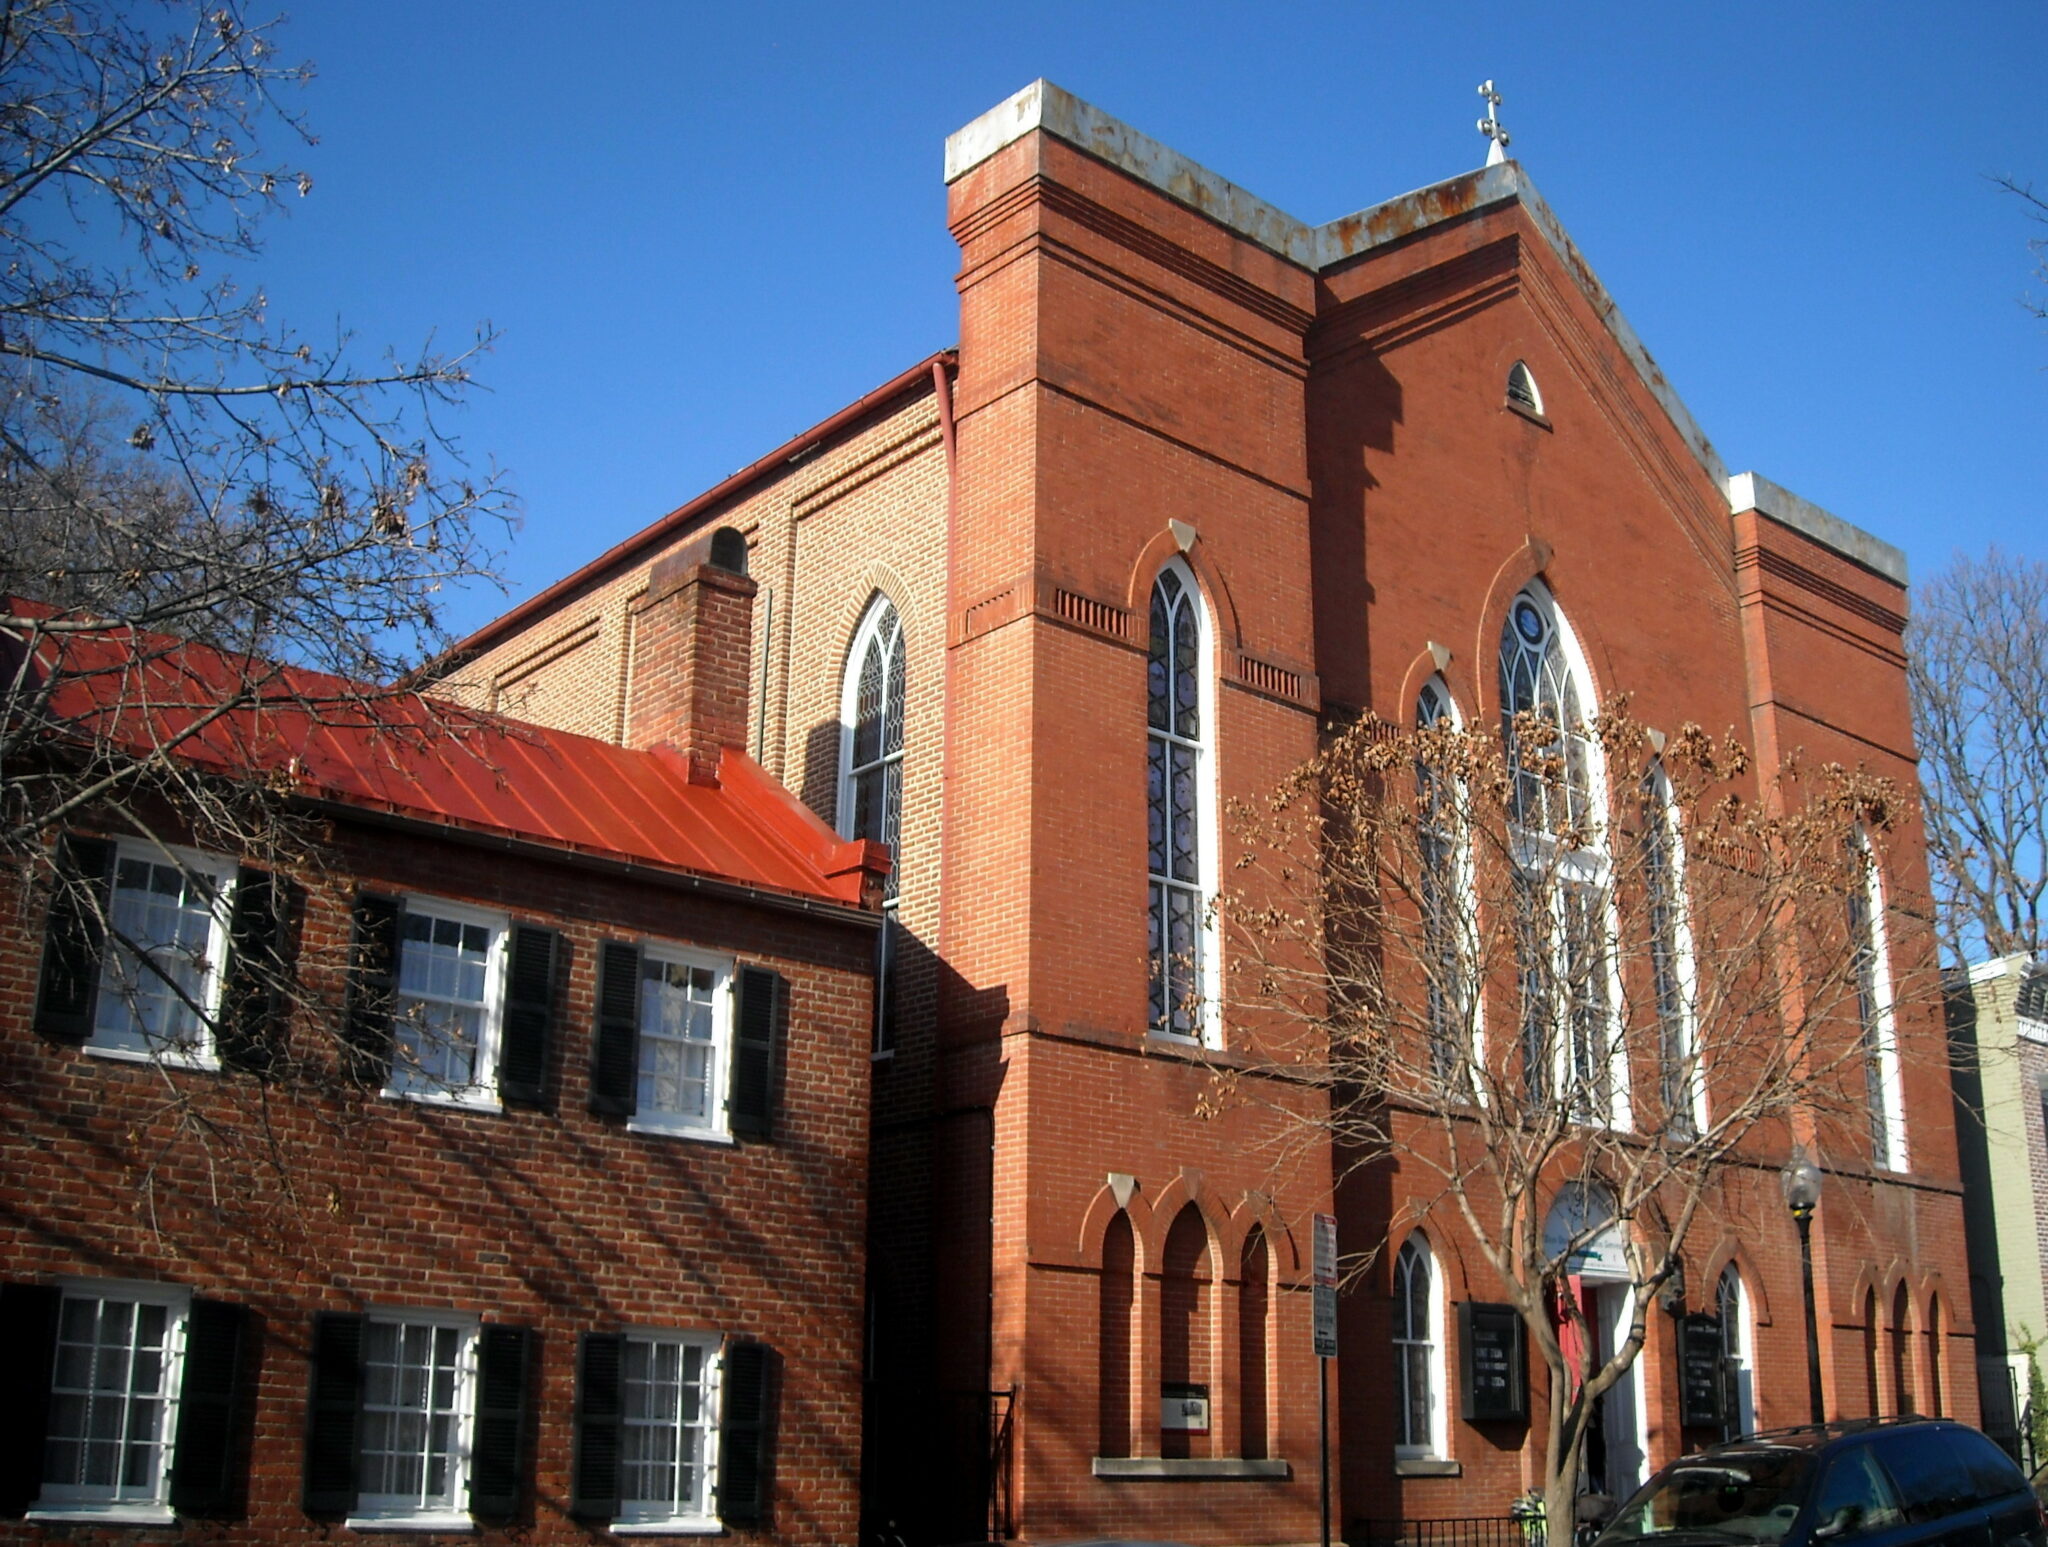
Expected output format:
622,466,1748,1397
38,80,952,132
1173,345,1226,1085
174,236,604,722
1147,563,1211,1042
1393,1237,1440,1457
92,844,235,1062
1499,587,1621,1125
40,1287,188,1510
636,952,729,1133
1642,767,1700,1134
357,1315,475,1519
1848,832,1907,1171
390,903,503,1099
1716,1265,1755,1439
841,596,905,1053
620,1334,720,1526
1416,680,1472,1088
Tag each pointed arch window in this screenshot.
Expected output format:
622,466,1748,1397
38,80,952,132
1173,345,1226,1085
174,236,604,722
1417,679,1476,1089
1849,829,1906,1171
1499,587,1623,1126
1393,1235,1445,1459
1148,563,1215,1044
1643,763,1702,1135
840,596,905,1052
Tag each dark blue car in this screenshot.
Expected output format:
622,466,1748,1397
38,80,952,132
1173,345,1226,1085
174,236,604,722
1594,1420,2046,1547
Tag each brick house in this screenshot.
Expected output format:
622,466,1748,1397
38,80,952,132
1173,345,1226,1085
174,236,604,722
434,80,1970,1547
0,534,888,1542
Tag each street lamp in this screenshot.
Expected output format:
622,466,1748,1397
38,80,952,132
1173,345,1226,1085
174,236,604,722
1779,1148,1826,1425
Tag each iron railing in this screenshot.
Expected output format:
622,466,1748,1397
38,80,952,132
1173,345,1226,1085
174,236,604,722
1353,1517,1535,1547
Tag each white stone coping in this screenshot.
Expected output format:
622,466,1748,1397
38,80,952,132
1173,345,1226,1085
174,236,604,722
1727,472,1908,585
945,80,1908,588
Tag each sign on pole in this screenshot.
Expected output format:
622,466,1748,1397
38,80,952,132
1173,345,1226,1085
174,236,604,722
1312,1213,1338,1358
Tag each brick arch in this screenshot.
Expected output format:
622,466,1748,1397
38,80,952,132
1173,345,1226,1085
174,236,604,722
1472,538,1553,722
1384,1223,1463,1300
832,562,917,662
1127,526,1243,653
1226,1193,1303,1282
1079,1178,1158,1274
1146,1171,1232,1281
1397,642,1471,730
1698,1237,1774,1327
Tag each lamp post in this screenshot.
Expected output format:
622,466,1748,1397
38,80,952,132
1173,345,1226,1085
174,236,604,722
1779,1149,1826,1426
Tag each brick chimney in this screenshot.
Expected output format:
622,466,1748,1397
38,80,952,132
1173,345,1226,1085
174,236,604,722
625,526,756,784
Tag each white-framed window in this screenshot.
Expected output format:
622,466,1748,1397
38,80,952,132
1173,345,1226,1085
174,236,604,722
617,1332,722,1530
1849,829,1907,1171
1499,585,1628,1127
632,948,734,1138
33,1281,191,1521
388,898,507,1106
1416,678,1481,1092
1642,764,1705,1135
1393,1235,1446,1459
351,1311,479,1529
1147,560,1218,1045
838,594,906,1055
91,841,236,1067
1716,1264,1756,1437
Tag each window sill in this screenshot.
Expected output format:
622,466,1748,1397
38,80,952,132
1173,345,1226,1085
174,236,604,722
345,1512,478,1532
381,1087,504,1116
28,1503,177,1525
870,1047,895,1063
1092,1457,1291,1480
611,1519,724,1536
85,1042,220,1073
1504,398,1553,431
626,1119,736,1145
1396,1457,1462,1477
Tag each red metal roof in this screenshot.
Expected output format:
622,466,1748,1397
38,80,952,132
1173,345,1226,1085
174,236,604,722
9,602,885,909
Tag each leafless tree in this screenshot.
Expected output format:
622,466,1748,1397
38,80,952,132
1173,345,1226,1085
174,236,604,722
1217,705,1906,1528
1906,550,2048,963
0,0,513,1230
1993,176,2047,323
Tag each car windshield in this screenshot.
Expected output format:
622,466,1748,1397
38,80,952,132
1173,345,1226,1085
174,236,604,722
1605,1450,1817,1544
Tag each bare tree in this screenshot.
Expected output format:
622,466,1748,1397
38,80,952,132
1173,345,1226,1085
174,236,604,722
1906,550,2048,963
1218,705,1905,1530
0,0,513,1230
1992,176,2047,323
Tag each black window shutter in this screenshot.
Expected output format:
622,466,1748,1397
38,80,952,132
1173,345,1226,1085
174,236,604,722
169,1298,249,1517
0,1282,62,1516
499,925,559,1107
302,1311,365,1514
343,896,404,1086
590,941,641,1117
570,1332,626,1521
730,967,785,1140
219,869,296,1075
717,1339,775,1526
469,1324,531,1525
35,835,115,1043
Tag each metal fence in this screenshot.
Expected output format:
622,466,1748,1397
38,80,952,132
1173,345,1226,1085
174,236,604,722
1352,1517,1535,1547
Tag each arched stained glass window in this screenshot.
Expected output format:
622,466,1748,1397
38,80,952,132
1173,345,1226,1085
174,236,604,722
1148,563,1212,1042
1499,586,1622,1125
1393,1235,1443,1458
1643,763,1700,1135
1849,828,1906,1171
1417,679,1472,1089
841,596,906,1053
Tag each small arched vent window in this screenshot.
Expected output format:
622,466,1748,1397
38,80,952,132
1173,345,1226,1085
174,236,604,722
1506,361,1543,416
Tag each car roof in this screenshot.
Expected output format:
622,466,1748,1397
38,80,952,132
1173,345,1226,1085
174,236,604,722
1701,1417,1965,1458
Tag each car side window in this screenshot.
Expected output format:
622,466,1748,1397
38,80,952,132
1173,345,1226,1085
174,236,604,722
1873,1431,1977,1524
1945,1426,2027,1502
1813,1448,1905,1539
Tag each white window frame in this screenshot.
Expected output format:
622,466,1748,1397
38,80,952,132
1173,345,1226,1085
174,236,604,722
837,593,906,1059
1717,1264,1756,1436
1643,764,1707,1135
345,1308,480,1532
1392,1235,1447,1460
1851,829,1908,1171
1500,586,1631,1129
87,839,237,1071
626,945,736,1143
27,1279,191,1526
611,1330,724,1535
384,896,508,1111
1146,558,1221,1048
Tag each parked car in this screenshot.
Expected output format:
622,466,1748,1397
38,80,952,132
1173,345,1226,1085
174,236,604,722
1592,1418,2048,1547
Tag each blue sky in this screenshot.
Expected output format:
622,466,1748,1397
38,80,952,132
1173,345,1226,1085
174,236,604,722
257,1,2046,639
